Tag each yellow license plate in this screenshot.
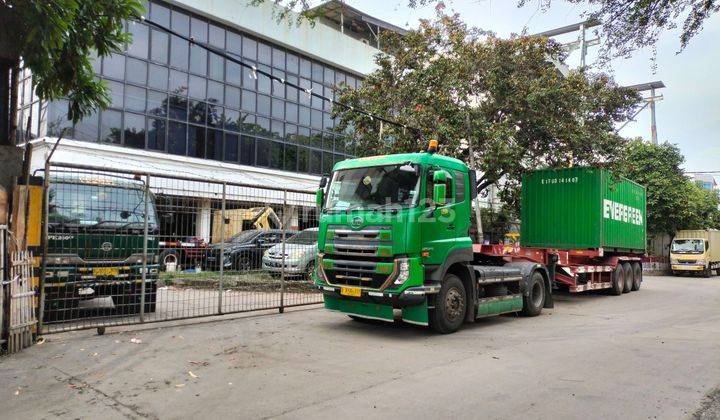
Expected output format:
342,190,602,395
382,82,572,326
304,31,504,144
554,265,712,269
93,267,119,277
340,287,361,297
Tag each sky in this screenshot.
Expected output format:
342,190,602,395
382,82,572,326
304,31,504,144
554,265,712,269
318,0,720,176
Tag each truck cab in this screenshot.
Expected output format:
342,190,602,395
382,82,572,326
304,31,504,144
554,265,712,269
314,146,549,333
43,174,160,322
670,230,720,277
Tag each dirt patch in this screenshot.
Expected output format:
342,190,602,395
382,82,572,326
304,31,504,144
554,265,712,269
693,387,720,420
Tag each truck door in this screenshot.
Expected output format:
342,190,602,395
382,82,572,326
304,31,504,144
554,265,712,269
421,166,457,266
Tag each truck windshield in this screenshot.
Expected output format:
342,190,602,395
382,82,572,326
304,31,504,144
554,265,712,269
671,239,705,254
48,181,157,228
325,164,421,211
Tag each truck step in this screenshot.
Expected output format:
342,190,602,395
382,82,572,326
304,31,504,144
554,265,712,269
476,294,523,318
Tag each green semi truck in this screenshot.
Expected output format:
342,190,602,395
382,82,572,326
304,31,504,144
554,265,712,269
42,173,159,322
313,143,646,333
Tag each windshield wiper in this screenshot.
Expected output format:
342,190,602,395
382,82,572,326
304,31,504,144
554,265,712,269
369,203,400,214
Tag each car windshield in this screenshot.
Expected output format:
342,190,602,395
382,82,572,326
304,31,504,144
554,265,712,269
325,164,421,211
287,230,318,245
48,180,157,228
230,230,261,243
671,239,705,254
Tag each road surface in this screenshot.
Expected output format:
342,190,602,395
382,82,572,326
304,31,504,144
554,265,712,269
2,275,719,419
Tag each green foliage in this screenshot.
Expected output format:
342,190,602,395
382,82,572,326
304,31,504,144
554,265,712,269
479,206,518,243
619,139,720,235
0,0,144,123
333,14,639,206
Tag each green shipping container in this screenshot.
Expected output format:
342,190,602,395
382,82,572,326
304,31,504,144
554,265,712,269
521,167,646,253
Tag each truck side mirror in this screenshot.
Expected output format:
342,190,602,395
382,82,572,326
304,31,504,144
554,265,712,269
433,170,447,206
316,188,324,209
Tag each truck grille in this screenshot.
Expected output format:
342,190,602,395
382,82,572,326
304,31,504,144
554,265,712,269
322,225,395,290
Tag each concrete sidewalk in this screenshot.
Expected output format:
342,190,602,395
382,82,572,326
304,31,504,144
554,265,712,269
2,275,720,419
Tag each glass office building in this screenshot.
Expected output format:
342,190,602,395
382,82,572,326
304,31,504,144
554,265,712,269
19,0,373,175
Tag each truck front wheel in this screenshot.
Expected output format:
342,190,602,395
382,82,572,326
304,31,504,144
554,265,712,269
429,274,466,334
521,271,545,317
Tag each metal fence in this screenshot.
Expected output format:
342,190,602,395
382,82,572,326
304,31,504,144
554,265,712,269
39,163,322,334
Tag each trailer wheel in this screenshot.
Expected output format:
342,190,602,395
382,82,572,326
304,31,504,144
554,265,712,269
631,263,642,291
622,263,633,293
429,274,466,334
610,265,624,295
521,271,545,317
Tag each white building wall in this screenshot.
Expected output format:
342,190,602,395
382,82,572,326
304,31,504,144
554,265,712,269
168,0,381,76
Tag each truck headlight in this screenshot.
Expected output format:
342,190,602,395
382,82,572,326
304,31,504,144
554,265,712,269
696,259,706,265
670,258,679,264
393,258,411,285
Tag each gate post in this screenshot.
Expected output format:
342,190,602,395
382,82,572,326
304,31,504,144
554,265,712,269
217,183,226,315
280,189,287,313
139,174,150,323
37,161,50,334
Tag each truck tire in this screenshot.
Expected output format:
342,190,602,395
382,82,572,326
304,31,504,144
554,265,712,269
609,265,624,295
622,262,633,293
521,271,545,317
429,274,466,334
159,249,180,271
703,267,712,278
631,262,642,291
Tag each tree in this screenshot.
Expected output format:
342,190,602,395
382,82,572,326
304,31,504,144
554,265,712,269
520,0,719,58
333,14,639,213
619,139,720,235
0,0,143,145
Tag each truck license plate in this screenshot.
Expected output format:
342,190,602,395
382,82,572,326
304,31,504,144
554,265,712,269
340,287,361,297
93,267,119,277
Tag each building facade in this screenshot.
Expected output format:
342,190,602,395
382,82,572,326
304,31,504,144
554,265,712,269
17,0,401,176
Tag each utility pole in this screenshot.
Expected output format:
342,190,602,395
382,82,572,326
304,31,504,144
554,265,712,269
534,19,600,71
623,81,665,144
650,87,658,144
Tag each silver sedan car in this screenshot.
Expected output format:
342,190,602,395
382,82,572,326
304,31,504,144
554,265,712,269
262,228,318,279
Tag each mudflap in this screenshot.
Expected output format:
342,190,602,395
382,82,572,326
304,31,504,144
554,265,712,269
401,301,429,326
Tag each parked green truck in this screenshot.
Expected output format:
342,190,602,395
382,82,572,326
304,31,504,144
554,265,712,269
42,173,159,322
313,143,646,333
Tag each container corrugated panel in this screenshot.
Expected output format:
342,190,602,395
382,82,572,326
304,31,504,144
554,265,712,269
521,167,646,253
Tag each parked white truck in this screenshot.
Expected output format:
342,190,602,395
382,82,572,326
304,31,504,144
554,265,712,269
670,230,720,277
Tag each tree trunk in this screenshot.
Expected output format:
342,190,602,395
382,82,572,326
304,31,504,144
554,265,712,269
6,59,20,145
0,59,9,145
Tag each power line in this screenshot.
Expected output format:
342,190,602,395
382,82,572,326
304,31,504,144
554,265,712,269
137,16,422,138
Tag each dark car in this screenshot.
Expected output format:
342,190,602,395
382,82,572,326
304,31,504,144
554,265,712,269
205,229,296,271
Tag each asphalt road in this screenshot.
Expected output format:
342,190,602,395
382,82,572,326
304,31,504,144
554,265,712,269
2,275,720,419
